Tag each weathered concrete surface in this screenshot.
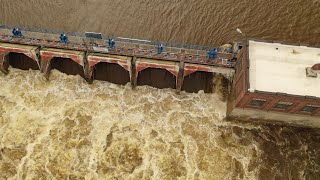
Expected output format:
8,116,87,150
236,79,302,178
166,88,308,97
40,48,85,79
184,63,234,80
87,53,131,83
135,58,180,76
228,108,320,129
0,43,40,74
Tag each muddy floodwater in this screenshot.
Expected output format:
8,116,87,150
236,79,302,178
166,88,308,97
0,69,319,179
0,0,320,179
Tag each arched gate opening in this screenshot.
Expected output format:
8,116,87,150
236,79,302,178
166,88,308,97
137,68,176,89
182,71,214,93
93,62,130,85
50,57,85,78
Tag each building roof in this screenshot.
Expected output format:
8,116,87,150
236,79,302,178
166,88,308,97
248,40,320,98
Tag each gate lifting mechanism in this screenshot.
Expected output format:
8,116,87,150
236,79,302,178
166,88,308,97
157,43,164,54
108,39,115,48
60,33,69,44
12,28,22,37
207,48,218,59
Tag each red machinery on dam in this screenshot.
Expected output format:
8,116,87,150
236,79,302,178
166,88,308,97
0,25,236,93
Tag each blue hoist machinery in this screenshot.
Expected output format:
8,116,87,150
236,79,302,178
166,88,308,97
157,43,164,54
108,39,115,48
12,28,22,37
207,48,218,59
60,33,69,44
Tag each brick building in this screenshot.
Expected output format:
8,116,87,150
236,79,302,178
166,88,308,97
229,40,320,128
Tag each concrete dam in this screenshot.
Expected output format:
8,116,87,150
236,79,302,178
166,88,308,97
0,25,236,94
2,25,318,129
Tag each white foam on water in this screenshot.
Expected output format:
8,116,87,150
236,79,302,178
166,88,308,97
0,68,318,179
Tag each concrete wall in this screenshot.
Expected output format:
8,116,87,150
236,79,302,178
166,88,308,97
229,108,320,129
233,47,248,106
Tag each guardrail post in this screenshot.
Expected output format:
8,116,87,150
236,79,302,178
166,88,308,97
176,61,185,93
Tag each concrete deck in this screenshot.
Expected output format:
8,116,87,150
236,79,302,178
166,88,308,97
0,42,39,51
249,40,320,97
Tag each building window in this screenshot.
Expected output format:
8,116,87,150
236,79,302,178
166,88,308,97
248,99,266,107
300,105,320,113
273,101,293,110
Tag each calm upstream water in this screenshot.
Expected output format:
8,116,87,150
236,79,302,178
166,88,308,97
0,0,320,179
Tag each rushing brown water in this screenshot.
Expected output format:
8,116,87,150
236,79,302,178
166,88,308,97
0,0,320,179
0,69,320,179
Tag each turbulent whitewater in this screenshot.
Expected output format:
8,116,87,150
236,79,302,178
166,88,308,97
0,68,319,179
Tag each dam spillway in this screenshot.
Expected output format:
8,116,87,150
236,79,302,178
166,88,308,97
0,25,319,129
0,25,236,93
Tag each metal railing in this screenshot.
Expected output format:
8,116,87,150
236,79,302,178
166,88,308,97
0,24,225,52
